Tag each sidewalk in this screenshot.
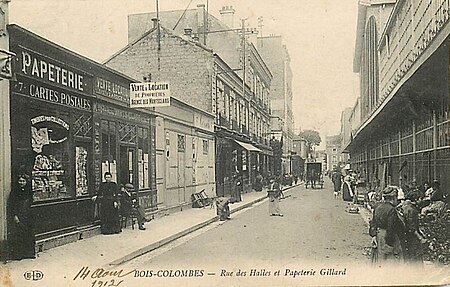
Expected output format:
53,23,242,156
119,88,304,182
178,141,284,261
5,183,301,271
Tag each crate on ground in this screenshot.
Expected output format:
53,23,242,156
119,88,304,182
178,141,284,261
191,189,213,208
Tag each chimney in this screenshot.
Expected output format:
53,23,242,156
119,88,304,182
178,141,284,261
151,18,158,29
184,28,193,36
197,4,206,44
219,5,235,28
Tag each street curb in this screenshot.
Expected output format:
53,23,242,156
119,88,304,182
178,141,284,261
107,183,302,266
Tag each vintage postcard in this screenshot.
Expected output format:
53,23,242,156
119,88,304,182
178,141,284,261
1,0,450,286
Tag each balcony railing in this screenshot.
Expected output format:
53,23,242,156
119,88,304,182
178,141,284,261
218,115,229,129
241,124,248,135
232,119,239,132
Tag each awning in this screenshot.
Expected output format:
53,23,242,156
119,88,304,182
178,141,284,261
234,140,262,152
261,149,273,156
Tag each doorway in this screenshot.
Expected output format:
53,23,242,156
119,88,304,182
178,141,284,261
120,145,136,186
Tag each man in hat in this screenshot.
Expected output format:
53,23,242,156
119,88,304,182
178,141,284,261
121,183,149,230
398,188,427,264
369,186,405,264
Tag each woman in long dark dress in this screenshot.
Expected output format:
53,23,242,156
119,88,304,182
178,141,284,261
8,174,36,260
93,172,121,234
342,173,355,202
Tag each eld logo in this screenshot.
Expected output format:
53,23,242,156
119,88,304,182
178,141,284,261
24,270,44,281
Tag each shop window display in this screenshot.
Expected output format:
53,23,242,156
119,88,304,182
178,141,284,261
76,146,89,196
31,115,71,201
138,127,150,189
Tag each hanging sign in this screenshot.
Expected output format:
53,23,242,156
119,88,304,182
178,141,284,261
130,81,170,108
0,49,15,79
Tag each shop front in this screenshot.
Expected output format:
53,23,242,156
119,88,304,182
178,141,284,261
7,25,156,247
9,29,96,240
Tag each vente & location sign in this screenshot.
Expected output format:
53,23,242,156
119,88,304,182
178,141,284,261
130,82,170,108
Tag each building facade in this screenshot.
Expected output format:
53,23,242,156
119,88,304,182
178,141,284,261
257,35,295,175
347,0,450,191
326,135,343,171
5,24,158,254
154,98,215,209
106,6,273,197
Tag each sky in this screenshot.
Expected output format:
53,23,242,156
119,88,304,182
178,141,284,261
9,0,360,143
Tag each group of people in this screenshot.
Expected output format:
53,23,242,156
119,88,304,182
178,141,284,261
7,171,150,261
92,172,150,234
216,174,286,221
368,179,448,265
331,169,359,202
369,186,426,264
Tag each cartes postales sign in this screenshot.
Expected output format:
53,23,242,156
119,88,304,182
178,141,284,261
12,75,92,111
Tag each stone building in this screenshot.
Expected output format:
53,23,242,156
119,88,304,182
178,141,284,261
347,0,450,191
105,5,273,197
326,135,343,171
257,35,295,175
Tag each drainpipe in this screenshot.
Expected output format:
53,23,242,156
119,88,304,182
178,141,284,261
0,0,11,261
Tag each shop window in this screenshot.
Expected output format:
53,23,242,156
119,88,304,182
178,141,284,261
138,127,150,189
150,124,157,191
242,150,247,171
73,113,93,138
119,146,135,185
203,139,209,155
165,132,170,158
192,137,197,161
119,122,137,144
75,145,89,196
101,120,118,182
31,114,71,201
177,134,185,152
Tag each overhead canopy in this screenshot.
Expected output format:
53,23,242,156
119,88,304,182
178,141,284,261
261,149,273,156
234,140,262,152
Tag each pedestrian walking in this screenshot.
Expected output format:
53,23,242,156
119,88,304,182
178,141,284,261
268,177,283,217
342,172,355,202
8,173,36,260
254,172,263,192
332,169,342,198
369,186,405,264
231,172,242,202
93,172,121,234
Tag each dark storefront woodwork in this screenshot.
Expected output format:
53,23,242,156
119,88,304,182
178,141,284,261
8,25,157,241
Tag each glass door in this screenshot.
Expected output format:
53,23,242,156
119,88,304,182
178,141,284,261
120,146,136,186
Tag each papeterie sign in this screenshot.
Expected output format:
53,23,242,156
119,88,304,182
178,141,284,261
130,81,170,108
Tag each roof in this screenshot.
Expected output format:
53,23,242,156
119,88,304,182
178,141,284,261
8,24,138,83
127,9,272,83
104,25,213,65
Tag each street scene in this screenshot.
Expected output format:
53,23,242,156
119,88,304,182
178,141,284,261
0,0,450,286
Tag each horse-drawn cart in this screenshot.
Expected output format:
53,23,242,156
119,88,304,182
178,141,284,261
304,162,323,189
